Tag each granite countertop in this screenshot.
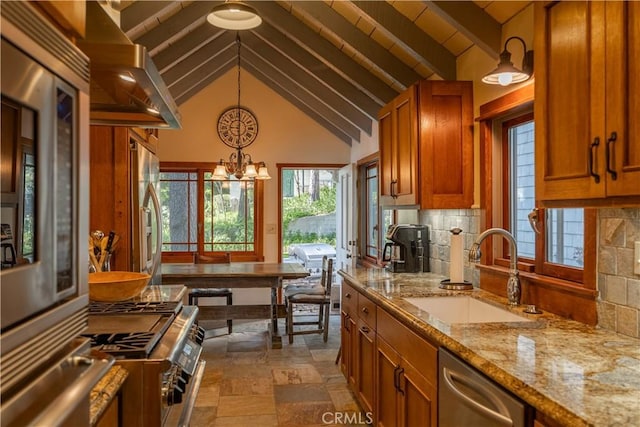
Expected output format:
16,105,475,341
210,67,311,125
339,266,640,427
89,365,128,426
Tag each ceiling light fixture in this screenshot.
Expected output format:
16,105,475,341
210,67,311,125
207,1,262,30
482,36,534,86
212,34,270,181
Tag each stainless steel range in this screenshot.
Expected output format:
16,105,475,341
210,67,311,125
83,293,206,427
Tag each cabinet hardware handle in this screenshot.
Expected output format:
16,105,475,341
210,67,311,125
361,307,369,314
606,132,618,180
397,367,405,396
345,293,351,299
589,137,601,183
360,325,370,333
390,180,398,199
393,365,401,391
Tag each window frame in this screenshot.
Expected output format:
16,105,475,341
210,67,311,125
356,153,396,267
477,84,596,293
159,162,264,263
496,112,587,283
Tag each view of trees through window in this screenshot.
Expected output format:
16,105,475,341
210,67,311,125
281,168,337,258
159,168,259,256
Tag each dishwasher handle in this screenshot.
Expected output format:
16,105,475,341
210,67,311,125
442,367,514,427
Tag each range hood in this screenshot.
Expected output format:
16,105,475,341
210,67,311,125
78,1,181,129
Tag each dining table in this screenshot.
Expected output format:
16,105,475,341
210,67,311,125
161,262,309,348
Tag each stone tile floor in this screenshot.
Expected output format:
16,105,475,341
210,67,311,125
191,313,367,426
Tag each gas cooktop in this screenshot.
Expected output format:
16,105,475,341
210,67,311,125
88,300,181,315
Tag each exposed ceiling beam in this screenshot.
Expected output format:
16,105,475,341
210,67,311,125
152,23,225,73
249,1,397,104
131,1,221,52
292,1,422,88
242,33,372,135
242,61,352,145
243,48,361,142
426,1,502,59
120,1,174,33
169,47,236,102
351,1,456,80
175,61,235,106
253,22,382,118
162,31,236,87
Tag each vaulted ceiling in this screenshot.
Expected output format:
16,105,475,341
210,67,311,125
119,1,531,144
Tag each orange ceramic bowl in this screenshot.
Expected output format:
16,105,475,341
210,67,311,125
88,271,151,301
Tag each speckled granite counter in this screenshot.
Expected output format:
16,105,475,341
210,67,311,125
339,266,640,427
89,365,128,426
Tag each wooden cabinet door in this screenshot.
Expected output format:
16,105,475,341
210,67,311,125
340,310,357,388
378,86,419,206
534,1,606,202
398,359,437,427
355,317,376,415
605,1,640,197
376,336,401,427
419,80,474,209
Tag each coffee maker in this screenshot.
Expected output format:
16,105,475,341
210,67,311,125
382,224,430,273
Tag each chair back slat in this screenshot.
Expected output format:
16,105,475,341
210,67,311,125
320,256,334,296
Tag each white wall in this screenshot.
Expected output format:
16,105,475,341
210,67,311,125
159,69,351,263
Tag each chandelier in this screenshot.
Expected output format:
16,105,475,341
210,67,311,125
212,34,270,181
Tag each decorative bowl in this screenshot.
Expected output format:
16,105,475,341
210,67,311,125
88,271,151,301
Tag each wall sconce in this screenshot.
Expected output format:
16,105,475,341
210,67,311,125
482,36,534,86
207,1,262,30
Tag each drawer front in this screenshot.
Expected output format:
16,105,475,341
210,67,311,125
377,307,437,385
358,294,377,327
341,283,358,316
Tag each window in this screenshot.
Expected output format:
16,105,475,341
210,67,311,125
358,155,395,266
364,163,379,259
499,112,586,282
160,163,263,262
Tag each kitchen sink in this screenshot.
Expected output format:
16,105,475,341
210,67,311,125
403,296,533,324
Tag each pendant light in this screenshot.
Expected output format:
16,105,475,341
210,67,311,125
207,1,262,30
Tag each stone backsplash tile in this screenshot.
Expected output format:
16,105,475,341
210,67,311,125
597,208,640,338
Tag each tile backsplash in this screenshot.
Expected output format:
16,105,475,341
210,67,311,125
596,208,640,338
418,209,481,285
418,207,640,338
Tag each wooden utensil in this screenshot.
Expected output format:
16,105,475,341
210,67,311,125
97,236,109,271
88,236,100,272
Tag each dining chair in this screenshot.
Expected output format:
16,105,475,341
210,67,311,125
189,252,233,334
285,256,333,343
1,224,17,269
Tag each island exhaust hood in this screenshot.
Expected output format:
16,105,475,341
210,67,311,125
78,1,181,129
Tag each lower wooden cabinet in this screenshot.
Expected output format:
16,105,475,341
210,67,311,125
376,308,437,427
339,281,437,426
355,317,376,415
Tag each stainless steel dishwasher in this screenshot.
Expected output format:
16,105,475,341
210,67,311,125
439,348,532,427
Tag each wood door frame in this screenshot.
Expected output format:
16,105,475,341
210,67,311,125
276,163,346,263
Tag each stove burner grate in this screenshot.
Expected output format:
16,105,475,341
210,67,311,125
88,301,180,315
84,332,160,358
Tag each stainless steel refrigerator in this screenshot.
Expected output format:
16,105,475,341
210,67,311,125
131,141,162,284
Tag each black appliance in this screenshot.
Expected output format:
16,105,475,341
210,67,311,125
382,224,430,273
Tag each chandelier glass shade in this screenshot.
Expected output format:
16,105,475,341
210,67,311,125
213,33,270,181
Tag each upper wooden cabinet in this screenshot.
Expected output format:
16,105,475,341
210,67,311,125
535,1,640,206
379,85,420,207
419,81,474,209
378,81,474,208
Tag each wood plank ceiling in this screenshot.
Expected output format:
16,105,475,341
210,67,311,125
120,0,531,144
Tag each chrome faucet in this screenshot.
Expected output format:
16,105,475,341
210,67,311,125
468,228,521,306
